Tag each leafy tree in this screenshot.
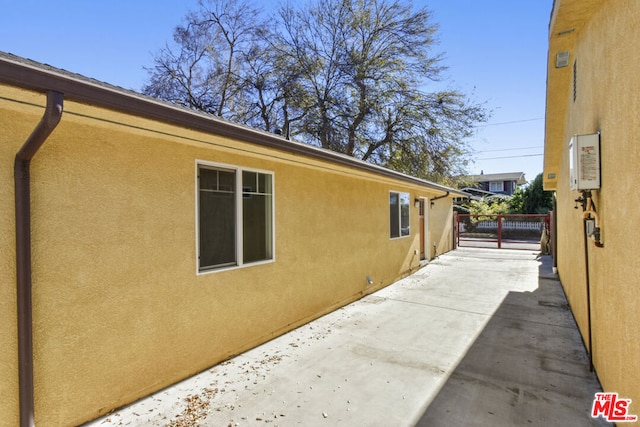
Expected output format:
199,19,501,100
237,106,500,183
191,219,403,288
456,173,552,216
143,0,488,183
467,197,511,217
509,186,525,213
522,173,553,214
143,0,266,120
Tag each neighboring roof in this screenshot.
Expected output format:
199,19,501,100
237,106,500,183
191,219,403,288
468,172,526,185
0,51,466,198
460,187,496,196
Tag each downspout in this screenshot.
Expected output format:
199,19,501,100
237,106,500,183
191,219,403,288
14,91,64,427
583,217,594,372
429,191,450,207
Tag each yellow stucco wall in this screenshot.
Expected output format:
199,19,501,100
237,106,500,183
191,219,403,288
547,0,639,412
0,87,40,427
1,84,455,426
429,198,454,259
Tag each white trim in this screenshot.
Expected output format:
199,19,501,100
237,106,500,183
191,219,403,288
196,159,275,275
235,167,243,268
389,190,411,240
489,181,504,192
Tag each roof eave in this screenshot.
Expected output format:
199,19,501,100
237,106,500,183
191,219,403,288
0,52,461,197
544,0,601,191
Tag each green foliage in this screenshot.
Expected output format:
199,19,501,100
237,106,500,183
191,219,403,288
509,187,525,213
467,198,511,217
522,173,553,214
460,173,551,215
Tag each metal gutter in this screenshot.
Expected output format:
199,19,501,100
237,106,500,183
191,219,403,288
14,91,64,427
430,191,450,207
0,52,462,198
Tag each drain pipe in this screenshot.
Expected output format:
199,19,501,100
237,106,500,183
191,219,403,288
430,191,450,207
14,91,64,427
583,218,594,372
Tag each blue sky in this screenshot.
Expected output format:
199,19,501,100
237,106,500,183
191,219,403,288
1,0,552,184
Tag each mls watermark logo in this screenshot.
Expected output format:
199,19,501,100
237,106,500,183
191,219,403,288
591,392,638,423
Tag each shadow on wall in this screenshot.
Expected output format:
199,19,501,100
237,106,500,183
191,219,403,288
415,256,610,427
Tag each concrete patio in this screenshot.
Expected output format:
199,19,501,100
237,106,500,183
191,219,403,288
85,247,609,426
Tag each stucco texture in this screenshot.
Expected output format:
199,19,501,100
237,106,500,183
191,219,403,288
1,84,454,426
546,0,640,413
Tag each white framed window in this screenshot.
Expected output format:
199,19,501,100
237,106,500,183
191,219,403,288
489,181,504,192
390,191,410,238
197,161,274,273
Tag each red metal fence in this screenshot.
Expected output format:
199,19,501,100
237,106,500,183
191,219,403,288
455,213,550,250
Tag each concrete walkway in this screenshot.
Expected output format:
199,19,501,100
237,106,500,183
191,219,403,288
85,247,609,427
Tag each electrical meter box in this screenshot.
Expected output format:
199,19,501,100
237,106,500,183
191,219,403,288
569,133,601,191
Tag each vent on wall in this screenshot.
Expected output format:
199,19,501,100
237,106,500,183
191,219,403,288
556,51,570,68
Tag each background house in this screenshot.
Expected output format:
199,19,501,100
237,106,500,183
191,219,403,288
0,52,465,426
466,171,526,196
544,0,639,414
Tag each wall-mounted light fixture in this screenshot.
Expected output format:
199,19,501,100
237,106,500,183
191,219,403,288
414,198,420,208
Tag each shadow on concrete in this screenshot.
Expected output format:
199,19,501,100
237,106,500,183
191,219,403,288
414,255,611,427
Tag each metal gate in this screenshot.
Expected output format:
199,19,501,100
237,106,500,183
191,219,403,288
456,213,550,251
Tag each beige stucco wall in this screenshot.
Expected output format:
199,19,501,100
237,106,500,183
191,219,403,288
429,198,454,259
548,0,639,411
0,87,37,427
1,84,455,426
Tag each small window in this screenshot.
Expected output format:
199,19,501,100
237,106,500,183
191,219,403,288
198,163,274,272
390,191,410,238
198,167,236,268
489,181,504,192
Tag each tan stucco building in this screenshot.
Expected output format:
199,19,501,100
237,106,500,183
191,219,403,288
544,0,639,414
0,52,465,426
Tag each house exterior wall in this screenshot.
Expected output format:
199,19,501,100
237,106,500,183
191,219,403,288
1,84,456,426
505,181,513,195
475,180,516,195
429,198,454,258
545,0,640,411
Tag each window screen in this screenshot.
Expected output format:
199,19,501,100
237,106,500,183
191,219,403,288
198,164,274,272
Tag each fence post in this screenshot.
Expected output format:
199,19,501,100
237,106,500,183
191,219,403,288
497,214,503,249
